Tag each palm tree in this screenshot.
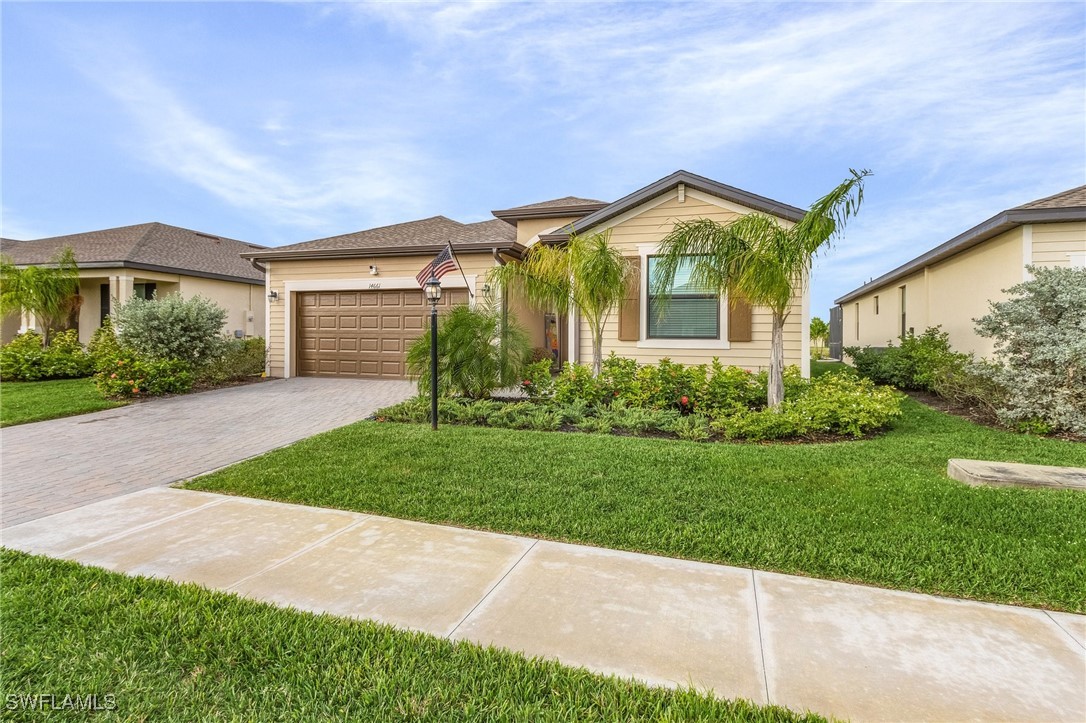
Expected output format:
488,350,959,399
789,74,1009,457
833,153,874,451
488,230,631,376
653,169,870,408
0,247,82,346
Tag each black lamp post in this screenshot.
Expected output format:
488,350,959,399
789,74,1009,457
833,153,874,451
423,276,442,430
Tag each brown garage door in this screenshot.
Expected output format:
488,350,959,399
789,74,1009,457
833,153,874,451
296,288,469,378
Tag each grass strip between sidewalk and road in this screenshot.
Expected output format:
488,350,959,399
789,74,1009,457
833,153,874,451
0,378,124,427
0,550,813,722
186,397,1086,612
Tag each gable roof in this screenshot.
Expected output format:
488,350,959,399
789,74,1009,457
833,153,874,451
243,216,517,261
834,185,1086,305
539,170,806,243
491,196,608,222
3,223,265,284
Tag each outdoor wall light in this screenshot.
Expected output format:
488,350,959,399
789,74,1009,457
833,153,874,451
369,265,379,275
267,290,279,301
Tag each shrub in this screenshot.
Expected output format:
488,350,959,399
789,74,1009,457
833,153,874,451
88,319,124,368
112,294,228,368
198,337,267,385
702,361,764,414
406,304,530,399
93,350,193,398
791,373,904,437
930,360,1007,421
553,362,608,406
973,266,1086,433
713,407,808,441
845,327,968,392
666,414,712,442
0,331,47,381
519,359,555,400
0,329,93,381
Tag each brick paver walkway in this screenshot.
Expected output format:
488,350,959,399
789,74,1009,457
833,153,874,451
0,378,413,527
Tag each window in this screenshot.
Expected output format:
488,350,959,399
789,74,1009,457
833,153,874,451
100,284,110,325
899,285,907,337
646,256,719,339
874,295,879,315
854,303,860,339
133,283,157,301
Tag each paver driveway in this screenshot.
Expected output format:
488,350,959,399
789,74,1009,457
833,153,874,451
0,378,413,528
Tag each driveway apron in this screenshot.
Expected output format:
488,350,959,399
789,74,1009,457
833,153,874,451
0,378,413,528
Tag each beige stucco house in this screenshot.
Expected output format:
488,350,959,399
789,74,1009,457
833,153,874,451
246,170,812,380
834,186,1086,358
1,223,266,344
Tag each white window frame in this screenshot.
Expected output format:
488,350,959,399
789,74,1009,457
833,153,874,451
635,243,729,350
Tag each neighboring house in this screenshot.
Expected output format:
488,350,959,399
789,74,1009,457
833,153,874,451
834,186,1086,358
1,223,266,344
245,170,811,380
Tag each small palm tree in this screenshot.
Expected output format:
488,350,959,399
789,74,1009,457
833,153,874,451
0,247,82,346
653,169,870,408
489,231,630,376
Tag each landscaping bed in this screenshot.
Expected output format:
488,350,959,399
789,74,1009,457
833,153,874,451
187,398,1086,612
0,551,812,722
379,356,905,443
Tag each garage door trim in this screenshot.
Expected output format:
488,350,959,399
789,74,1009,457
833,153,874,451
281,275,477,378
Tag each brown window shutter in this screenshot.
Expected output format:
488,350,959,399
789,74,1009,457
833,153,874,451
617,256,641,342
728,296,752,342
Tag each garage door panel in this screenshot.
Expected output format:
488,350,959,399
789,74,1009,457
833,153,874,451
298,288,468,379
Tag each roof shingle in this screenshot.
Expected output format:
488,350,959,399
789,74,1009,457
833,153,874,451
1013,185,1086,210
2,223,264,283
248,216,515,258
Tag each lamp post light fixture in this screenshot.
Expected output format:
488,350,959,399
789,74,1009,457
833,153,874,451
424,276,442,430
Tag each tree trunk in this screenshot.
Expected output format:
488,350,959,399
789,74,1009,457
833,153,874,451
768,313,785,408
592,327,603,377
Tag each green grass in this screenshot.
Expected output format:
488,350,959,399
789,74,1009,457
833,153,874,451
0,551,812,722
187,397,1086,612
0,378,124,426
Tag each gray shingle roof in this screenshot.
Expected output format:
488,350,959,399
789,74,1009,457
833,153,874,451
500,196,607,211
1013,185,1086,210
491,196,608,222
246,216,516,259
539,170,807,242
2,223,265,283
835,184,1086,305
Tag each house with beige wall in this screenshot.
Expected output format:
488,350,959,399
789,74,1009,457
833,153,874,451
834,186,1086,358
1,223,266,344
246,170,812,380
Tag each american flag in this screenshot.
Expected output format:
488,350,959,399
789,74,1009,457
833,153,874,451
416,244,458,287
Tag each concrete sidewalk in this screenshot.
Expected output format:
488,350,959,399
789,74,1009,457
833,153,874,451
3,488,1083,722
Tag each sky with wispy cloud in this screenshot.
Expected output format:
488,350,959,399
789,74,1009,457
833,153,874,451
3,1,1083,315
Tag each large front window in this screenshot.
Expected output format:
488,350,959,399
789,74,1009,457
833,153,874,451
646,256,720,339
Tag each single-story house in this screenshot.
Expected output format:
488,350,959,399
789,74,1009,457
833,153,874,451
833,186,1086,358
1,223,267,344
244,170,811,380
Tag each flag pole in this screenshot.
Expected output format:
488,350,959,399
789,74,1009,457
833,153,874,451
446,242,474,299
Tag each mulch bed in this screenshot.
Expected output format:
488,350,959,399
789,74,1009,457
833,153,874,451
907,391,1085,443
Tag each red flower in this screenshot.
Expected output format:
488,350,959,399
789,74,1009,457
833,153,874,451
680,395,689,405
110,373,117,379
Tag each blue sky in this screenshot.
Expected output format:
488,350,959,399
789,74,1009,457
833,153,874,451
3,1,1084,316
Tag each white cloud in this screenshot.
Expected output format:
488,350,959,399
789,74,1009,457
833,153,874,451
63,36,437,235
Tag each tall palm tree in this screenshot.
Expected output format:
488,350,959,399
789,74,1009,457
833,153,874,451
653,169,870,408
0,246,82,346
489,230,631,376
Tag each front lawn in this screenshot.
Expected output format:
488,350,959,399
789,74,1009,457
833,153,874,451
0,378,124,427
0,551,811,722
187,398,1086,612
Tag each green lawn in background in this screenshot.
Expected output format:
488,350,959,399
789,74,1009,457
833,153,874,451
0,551,813,722
0,378,123,427
187,395,1086,612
